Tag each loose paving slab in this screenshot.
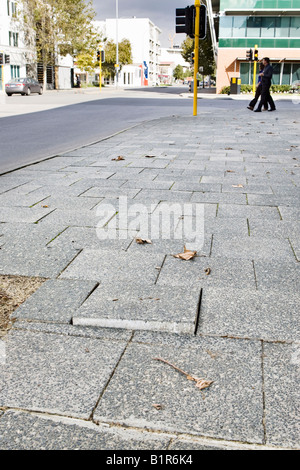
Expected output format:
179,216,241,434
0,410,171,450
73,283,201,334
0,329,128,419
13,279,98,323
94,335,264,444
198,288,300,342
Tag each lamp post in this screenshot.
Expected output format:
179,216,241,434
116,0,119,88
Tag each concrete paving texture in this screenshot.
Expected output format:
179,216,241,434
0,101,299,450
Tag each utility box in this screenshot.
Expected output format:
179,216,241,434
230,77,241,94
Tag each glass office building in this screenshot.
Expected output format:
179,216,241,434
216,0,300,92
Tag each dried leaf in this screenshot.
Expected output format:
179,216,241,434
145,155,156,158
112,156,125,161
135,238,152,245
174,246,197,261
226,170,235,173
152,404,162,410
42,205,48,208
232,184,243,188
204,268,211,275
225,147,233,150
195,379,213,391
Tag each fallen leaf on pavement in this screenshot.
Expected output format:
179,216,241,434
145,155,156,158
232,184,244,188
204,268,211,275
135,238,152,244
112,156,125,161
153,357,213,391
152,404,163,410
225,147,233,150
226,170,235,173
174,246,197,261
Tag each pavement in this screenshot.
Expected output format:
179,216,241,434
0,100,299,450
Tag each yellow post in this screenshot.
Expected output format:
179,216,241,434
252,44,258,96
193,0,201,116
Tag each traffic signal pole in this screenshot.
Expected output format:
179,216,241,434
252,45,258,96
193,0,201,116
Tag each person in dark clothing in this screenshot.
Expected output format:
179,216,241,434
247,62,268,111
254,58,276,112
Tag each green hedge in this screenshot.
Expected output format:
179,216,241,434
220,84,297,94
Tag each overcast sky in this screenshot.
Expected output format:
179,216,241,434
92,0,184,48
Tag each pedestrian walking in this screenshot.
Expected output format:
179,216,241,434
76,75,81,88
254,58,276,112
247,62,268,111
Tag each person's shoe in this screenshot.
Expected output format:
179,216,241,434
247,106,253,111
268,108,276,112
254,109,261,112
262,108,268,111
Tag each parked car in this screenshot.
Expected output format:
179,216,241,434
5,78,43,96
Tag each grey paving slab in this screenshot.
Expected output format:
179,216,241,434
122,180,174,190
254,260,300,290
60,249,165,283
94,336,264,444
48,226,134,251
217,204,280,220
198,288,300,342
247,194,300,207
80,187,140,199
73,283,201,334
157,256,256,289
13,279,98,323
172,182,222,193
0,222,68,249
211,236,295,261
133,189,192,203
0,410,170,450
40,196,102,211
0,206,54,223
289,236,300,261
0,329,127,419
248,219,299,239
263,343,300,449
0,188,49,208
38,208,114,229
222,184,273,195
191,192,247,205
0,245,78,278
278,206,300,221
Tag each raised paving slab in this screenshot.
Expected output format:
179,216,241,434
13,279,98,323
73,284,202,334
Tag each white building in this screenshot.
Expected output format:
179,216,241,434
93,18,161,86
0,0,34,91
159,46,190,85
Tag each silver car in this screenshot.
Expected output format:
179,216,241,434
5,78,43,96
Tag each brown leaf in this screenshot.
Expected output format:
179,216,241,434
226,170,235,173
194,379,213,391
41,205,49,208
152,404,162,410
225,147,233,150
135,238,152,245
204,268,211,275
145,155,156,158
232,184,244,188
112,156,125,161
174,246,197,261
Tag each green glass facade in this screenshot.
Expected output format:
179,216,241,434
220,0,299,9
219,0,300,47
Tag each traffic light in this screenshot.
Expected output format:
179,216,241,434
199,4,207,40
0,53,3,65
176,6,195,38
246,49,253,61
190,51,195,66
97,50,100,62
254,48,259,62
101,50,105,63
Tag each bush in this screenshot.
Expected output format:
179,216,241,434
220,84,295,94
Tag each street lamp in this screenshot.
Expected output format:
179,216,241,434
116,0,119,88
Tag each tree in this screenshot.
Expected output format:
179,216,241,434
21,0,101,69
181,29,215,77
173,65,185,81
102,39,132,79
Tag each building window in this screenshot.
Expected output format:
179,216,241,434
240,62,300,86
7,1,17,17
9,31,19,47
220,16,300,39
11,65,20,79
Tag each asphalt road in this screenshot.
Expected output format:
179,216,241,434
0,86,295,174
